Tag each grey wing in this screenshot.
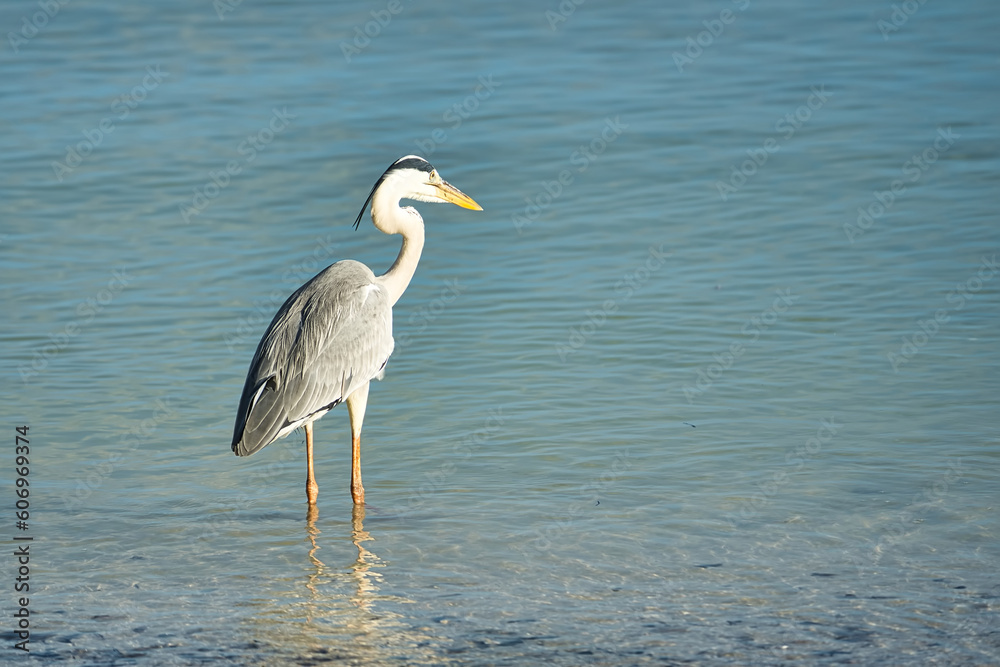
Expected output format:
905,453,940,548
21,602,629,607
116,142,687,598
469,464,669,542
232,260,394,456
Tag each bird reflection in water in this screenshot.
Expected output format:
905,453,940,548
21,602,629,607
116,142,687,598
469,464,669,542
304,504,385,613
292,506,438,663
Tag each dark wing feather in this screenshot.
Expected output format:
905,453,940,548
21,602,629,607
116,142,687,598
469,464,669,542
232,260,394,456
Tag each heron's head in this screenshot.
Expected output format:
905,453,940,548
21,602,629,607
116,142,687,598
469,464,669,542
354,155,482,231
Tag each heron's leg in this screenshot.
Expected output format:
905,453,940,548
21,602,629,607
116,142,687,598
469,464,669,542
346,382,371,505
305,422,319,505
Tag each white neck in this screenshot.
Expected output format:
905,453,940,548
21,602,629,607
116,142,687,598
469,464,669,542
372,192,426,307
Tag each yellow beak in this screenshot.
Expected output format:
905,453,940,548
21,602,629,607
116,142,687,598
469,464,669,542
434,180,483,211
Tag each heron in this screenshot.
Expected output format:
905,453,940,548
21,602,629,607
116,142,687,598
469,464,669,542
231,155,482,506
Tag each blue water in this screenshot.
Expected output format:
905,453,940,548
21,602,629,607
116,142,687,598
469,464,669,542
2,1,998,664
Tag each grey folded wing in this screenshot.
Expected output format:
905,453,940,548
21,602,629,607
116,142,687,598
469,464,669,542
232,260,394,456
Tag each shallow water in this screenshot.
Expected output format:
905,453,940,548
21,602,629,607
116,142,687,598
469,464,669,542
2,0,999,664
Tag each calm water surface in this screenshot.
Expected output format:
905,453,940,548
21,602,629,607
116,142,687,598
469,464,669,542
2,1,999,664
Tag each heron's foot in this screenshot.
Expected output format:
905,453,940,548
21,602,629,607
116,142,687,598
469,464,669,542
306,480,319,505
